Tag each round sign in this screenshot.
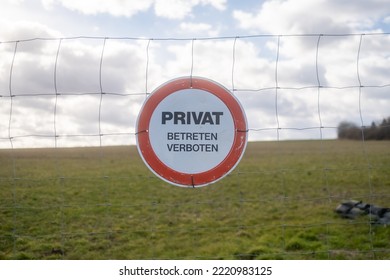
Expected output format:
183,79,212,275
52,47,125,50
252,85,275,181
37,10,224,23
136,77,247,187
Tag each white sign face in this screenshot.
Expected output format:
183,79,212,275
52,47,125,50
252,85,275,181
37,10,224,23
136,77,247,188
149,88,234,174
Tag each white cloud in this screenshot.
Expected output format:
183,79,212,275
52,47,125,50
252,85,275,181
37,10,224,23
4,0,24,4
154,0,194,19
45,0,226,19
154,0,226,20
204,0,226,11
233,0,390,34
0,19,61,42
41,0,54,10
179,22,220,36
53,0,154,17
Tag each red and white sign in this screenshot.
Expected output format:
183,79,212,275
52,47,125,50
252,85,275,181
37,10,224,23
136,77,247,187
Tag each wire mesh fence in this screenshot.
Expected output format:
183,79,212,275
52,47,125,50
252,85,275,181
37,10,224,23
0,33,389,259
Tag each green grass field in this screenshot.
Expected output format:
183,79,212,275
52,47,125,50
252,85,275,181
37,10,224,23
0,140,389,259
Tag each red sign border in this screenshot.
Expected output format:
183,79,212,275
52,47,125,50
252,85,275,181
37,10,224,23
136,77,247,187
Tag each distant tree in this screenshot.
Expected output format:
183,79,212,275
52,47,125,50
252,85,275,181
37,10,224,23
337,116,390,140
377,117,390,140
365,121,378,140
337,121,360,140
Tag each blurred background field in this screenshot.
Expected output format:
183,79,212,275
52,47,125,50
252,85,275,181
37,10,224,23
0,140,389,259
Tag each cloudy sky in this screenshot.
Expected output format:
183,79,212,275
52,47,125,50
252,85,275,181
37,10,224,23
0,0,389,148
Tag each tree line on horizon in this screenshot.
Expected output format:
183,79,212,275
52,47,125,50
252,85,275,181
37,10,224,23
337,116,390,140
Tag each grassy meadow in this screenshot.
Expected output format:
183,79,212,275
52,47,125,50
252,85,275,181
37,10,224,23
0,140,389,259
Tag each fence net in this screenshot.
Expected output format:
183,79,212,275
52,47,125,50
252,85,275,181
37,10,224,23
0,33,389,259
